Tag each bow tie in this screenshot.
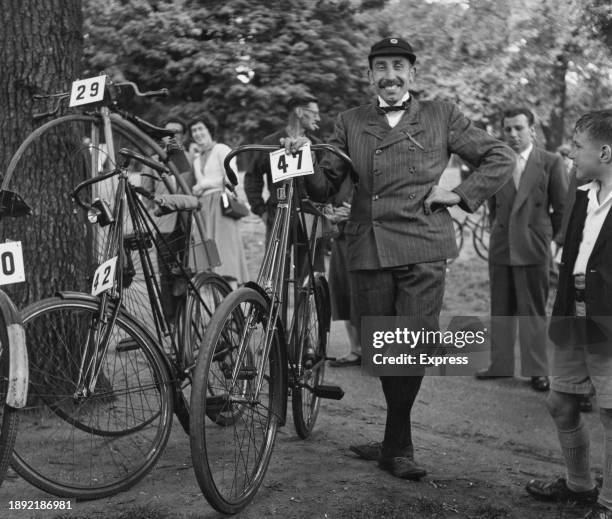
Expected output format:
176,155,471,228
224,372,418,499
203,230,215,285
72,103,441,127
377,100,409,113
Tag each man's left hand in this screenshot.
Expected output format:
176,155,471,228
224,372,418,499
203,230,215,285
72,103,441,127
423,186,461,214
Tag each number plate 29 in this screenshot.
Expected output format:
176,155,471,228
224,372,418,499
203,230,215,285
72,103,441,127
0,242,25,286
91,256,117,296
69,75,106,107
269,143,314,184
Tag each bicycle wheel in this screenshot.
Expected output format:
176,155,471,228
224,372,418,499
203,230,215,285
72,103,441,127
472,208,489,261
448,217,464,264
0,307,19,487
172,272,232,433
11,296,174,500
0,114,187,325
292,274,330,439
190,287,283,514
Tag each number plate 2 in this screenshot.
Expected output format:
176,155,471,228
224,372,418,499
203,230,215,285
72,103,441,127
0,242,25,286
69,75,106,107
91,256,117,296
269,143,314,184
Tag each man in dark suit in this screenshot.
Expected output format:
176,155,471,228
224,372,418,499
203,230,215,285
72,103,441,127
244,94,321,243
525,109,612,519
287,37,514,480
476,107,568,391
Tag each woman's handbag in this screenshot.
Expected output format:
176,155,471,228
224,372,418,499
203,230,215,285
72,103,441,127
220,190,250,220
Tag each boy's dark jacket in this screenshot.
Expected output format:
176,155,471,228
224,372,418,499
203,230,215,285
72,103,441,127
549,187,612,347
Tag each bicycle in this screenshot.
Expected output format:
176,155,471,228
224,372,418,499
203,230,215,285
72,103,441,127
189,143,352,514
451,203,489,261
1,76,218,329
0,189,31,487
10,148,232,500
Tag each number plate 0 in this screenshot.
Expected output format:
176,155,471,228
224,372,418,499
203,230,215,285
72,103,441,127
91,256,117,296
69,75,106,107
0,242,25,286
269,143,314,184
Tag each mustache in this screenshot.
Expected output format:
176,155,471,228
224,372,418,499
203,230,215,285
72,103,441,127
377,78,404,88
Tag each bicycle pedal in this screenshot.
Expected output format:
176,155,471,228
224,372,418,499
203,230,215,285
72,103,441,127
206,395,230,414
116,338,140,352
313,384,344,400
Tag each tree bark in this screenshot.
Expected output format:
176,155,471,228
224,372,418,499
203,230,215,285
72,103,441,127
0,0,86,306
544,52,568,152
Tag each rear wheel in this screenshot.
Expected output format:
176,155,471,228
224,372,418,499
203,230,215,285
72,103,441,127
190,287,283,514
11,296,173,499
0,305,19,487
173,272,232,433
292,274,329,439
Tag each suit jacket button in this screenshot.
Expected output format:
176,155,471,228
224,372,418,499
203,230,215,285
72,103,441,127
373,220,380,226
375,149,382,155
409,166,416,174
373,169,381,175
373,195,379,201
409,194,416,199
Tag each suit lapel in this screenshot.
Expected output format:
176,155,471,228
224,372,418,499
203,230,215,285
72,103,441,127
364,98,425,149
512,148,542,213
588,192,612,263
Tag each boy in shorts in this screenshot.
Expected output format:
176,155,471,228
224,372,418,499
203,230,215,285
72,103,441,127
526,110,612,518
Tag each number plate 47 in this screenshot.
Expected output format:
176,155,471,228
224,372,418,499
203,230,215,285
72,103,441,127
69,75,106,107
91,256,117,296
269,143,314,184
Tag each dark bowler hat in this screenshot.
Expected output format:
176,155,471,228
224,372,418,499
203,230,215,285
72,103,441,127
368,37,416,65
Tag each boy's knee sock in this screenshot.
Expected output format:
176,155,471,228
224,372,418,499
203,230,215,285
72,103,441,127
599,424,612,510
557,421,595,492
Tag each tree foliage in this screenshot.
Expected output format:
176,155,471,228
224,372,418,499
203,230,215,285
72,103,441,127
83,0,376,143
378,0,612,148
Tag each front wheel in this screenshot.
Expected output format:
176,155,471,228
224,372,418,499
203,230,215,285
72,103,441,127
11,296,174,500
190,287,283,514
291,274,330,439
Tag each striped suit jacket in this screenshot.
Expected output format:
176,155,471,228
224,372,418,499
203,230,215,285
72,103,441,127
305,99,515,270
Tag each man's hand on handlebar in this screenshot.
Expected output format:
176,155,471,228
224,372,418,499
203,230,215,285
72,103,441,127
280,136,311,155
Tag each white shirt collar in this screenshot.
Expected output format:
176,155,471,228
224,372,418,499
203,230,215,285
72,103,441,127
578,180,612,208
378,92,411,108
518,142,533,162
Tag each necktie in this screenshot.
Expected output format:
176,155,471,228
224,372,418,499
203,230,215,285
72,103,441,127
513,154,525,189
377,100,410,113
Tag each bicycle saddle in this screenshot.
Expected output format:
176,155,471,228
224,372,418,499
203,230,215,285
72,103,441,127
0,190,32,218
132,115,178,140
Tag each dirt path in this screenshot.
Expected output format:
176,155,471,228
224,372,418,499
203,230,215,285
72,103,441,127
0,170,604,519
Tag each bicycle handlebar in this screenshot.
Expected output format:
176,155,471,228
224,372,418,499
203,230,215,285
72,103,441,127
33,79,169,119
222,144,354,189
71,169,119,210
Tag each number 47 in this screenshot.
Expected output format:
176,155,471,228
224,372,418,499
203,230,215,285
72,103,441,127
277,150,303,174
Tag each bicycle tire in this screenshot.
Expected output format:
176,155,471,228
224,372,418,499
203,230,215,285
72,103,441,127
291,274,329,439
0,298,20,487
190,287,283,514
173,272,232,434
472,209,489,261
1,115,169,318
11,296,174,500
449,217,464,264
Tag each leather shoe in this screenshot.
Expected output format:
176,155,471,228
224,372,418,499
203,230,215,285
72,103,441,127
525,477,598,504
349,442,381,461
531,376,550,392
330,354,361,367
378,456,426,480
584,504,612,518
475,368,512,380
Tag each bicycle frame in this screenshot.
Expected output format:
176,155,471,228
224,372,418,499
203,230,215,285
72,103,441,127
70,157,217,397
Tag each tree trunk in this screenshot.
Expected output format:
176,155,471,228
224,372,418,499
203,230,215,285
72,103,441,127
0,0,86,306
544,52,568,152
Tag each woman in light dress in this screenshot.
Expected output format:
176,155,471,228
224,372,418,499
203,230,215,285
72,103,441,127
188,114,248,285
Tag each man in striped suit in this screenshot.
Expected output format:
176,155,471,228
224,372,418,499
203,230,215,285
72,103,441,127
288,37,515,480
